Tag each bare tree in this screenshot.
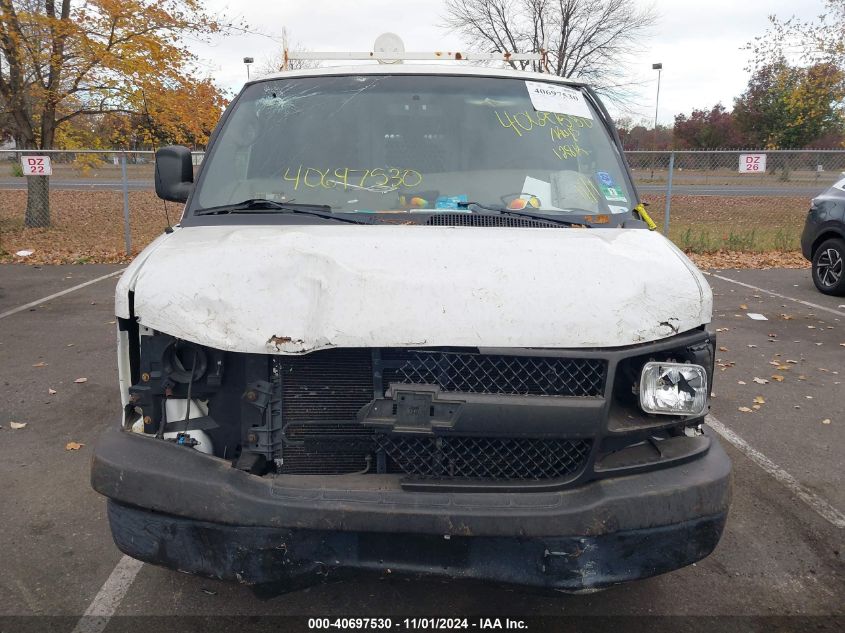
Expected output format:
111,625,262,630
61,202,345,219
443,0,656,95
258,27,321,75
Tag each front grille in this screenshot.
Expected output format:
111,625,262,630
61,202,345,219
382,350,606,397
278,349,373,420
280,421,374,475
277,350,375,474
273,348,601,479
426,213,564,229
376,434,592,481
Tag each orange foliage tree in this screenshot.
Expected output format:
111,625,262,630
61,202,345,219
100,80,228,149
0,0,235,227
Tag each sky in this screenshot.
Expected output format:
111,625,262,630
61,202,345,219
191,0,830,125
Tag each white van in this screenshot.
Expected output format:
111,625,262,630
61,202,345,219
92,52,731,592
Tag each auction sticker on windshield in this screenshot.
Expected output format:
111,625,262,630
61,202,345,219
525,81,593,119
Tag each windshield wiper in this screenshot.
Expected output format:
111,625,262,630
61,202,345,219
458,202,593,227
195,199,371,225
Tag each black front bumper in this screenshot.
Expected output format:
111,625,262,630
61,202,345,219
93,426,732,591
108,500,726,591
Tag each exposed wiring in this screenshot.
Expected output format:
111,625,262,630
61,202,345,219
182,349,199,436
349,454,373,475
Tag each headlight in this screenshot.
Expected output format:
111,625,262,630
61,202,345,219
163,339,208,383
639,362,708,416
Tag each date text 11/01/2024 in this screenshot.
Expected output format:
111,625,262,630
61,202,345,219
307,618,528,630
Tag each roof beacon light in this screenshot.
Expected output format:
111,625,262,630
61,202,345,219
374,32,405,64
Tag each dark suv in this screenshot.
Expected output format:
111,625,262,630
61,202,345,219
801,178,845,295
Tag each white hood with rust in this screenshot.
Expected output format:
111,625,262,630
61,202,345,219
115,224,712,353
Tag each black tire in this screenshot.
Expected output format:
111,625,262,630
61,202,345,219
811,238,845,296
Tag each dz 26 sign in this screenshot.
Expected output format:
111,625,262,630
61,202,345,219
20,155,53,176
739,153,766,173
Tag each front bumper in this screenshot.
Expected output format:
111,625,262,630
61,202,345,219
801,214,816,260
108,500,726,591
93,425,732,590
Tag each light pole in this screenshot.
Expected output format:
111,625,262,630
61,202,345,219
651,62,663,179
244,56,254,80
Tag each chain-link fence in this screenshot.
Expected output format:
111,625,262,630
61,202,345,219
0,149,202,263
1,148,843,263
628,150,845,253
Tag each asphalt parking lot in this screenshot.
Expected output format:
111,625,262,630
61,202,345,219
0,263,843,632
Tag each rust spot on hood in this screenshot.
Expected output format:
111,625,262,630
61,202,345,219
267,334,304,350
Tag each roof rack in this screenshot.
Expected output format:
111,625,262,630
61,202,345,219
283,32,547,70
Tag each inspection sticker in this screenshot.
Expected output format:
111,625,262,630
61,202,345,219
525,81,593,119
600,184,627,202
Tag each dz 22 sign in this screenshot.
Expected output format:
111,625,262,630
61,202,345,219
20,155,53,176
739,153,766,173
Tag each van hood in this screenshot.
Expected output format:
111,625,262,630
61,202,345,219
116,224,711,353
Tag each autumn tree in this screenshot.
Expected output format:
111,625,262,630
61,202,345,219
53,82,227,152
134,80,228,148
616,118,672,151
0,0,234,227
443,0,656,94
733,60,845,148
738,0,845,148
673,104,746,149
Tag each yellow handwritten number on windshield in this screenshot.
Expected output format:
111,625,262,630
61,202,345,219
283,165,423,191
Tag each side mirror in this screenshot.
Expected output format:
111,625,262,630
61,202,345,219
155,145,194,203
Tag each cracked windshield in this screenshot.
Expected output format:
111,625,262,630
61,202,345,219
194,75,634,216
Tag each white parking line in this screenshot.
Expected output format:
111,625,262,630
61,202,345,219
0,269,125,320
704,272,845,318
71,555,144,633
2,267,137,626
706,414,845,528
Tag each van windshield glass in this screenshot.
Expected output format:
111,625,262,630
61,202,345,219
192,75,633,216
